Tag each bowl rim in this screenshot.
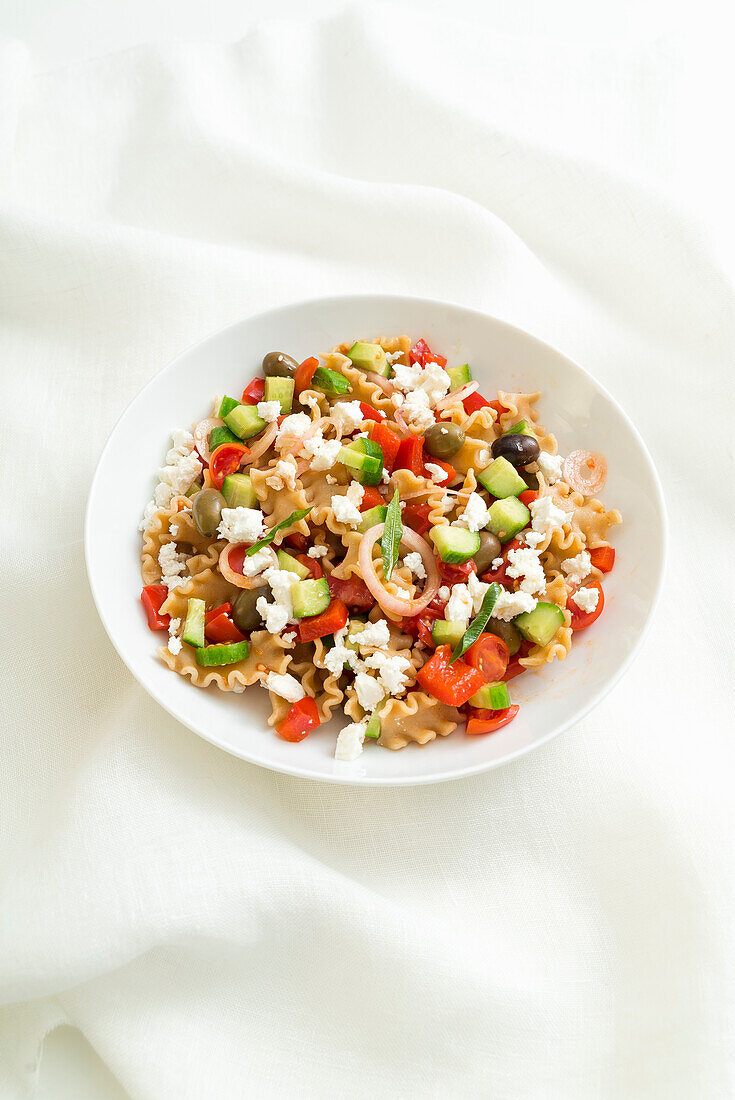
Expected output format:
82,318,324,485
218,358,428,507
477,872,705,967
85,292,668,786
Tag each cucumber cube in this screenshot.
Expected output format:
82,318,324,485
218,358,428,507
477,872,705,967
364,711,381,740
290,578,331,619
218,395,241,419
182,598,205,648
477,456,527,499
311,366,351,394
338,438,384,487
222,473,257,509
446,364,471,390
225,403,268,440
347,341,391,378
276,548,311,580
195,640,250,666
486,497,530,543
468,681,511,710
264,376,294,415
209,425,241,451
430,526,481,565
431,620,466,648
513,602,565,646
358,505,387,533
505,420,535,436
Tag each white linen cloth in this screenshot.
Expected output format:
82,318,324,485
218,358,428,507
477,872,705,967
1,7,734,1098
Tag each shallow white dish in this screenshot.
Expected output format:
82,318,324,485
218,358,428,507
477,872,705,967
86,295,666,786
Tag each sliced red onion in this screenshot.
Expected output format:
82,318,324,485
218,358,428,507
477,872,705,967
358,524,439,617
434,381,478,410
245,420,279,465
364,371,397,396
193,417,224,463
218,544,277,589
563,450,608,495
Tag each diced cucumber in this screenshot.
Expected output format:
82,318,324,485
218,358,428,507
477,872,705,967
486,497,530,542
195,640,250,666
469,681,511,710
505,419,534,436
182,598,205,648
209,425,241,451
311,366,351,394
513,602,565,647
264,376,294,415
218,396,241,419
222,473,257,509
430,525,481,565
185,480,203,499
431,620,466,648
225,403,268,440
338,438,384,487
347,341,391,378
276,548,311,580
477,456,527,499
488,618,521,656
446,364,471,390
364,711,381,740
290,578,330,619
358,505,387,533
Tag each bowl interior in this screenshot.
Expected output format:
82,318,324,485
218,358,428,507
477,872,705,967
86,295,665,785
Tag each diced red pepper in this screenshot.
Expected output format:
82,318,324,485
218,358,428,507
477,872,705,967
466,705,520,735
359,401,385,423
327,576,374,612
438,559,477,585
589,546,616,573
502,657,526,682
360,486,384,512
463,391,492,415
275,696,321,742
518,490,538,507
401,503,432,537
205,613,246,645
488,399,509,418
241,378,265,405
394,435,425,476
295,553,323,580
423,457,455,486
409,339,446,367
141,584,170,631
369,422,401,472
416,644,486,707
298,598,349,642
294,356,319,395
205,602,232,623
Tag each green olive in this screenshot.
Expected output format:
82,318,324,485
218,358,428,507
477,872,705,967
473,530,502,574
192,488,226,537
232,588,262,633
262,351,298,379
487,618,521,656
424,422,465,459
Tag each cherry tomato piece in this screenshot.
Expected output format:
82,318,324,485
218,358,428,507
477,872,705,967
464,632,510,682
466,705,520,735
568,580,605,631
209,443,250,489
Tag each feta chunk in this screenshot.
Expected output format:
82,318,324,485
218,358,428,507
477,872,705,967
167,635,183,655
239,546,273,578
424,462,447,484
326,474,337,484
506,547,546,596
351,619,391,649
335,721,367,762
490,557,503,569
476,448,491,469
265,457,298,491
363,650,412,695
255,566,301,633
354,672,385,712
403,552,427,581
308,545,328,558
529,495,567,537
537,451,564,485
256,400,282,423
402,389,435,433
467,571,490,613
276,413,312,449
324,627,359,676
308,437,342,471
330,401,364,431
218,507,265,544
571,585,599,613
264,672,305,703
438,586,450,602
331,481,364,528
158,541,187,590
492,590,538,622
154,451,201,506
139,500,158,532
561,551,592,583
392,360,450,406
521,531,545,548
453,492,489,533
446,584,473,625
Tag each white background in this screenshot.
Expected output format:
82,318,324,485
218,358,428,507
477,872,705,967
2,0,734,1097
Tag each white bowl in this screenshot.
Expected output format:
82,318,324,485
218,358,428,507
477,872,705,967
86,295,666,786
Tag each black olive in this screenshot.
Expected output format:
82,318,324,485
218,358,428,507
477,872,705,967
491,433,540,468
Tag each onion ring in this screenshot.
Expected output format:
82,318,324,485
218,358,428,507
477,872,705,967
281,415,330,457
364,371,397,396
193,417,224,463
563,450,607,495
245,420,279,465
358,524,439,617
434,381,479,410
218,544,277,589
393,408,410,435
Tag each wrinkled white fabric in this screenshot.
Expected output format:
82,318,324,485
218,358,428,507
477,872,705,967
1,8,734,1099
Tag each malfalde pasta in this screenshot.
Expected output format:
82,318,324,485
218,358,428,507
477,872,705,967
139,336,622,762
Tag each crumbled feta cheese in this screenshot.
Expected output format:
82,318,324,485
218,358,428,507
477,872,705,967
158,541,187,590
571,585,599,613
239,546,273,577
264,672,305,703
165,428,195,464
139,500,158,532
255,566,301,633
352,619,391,649
453,492,489,533
438,586,451,602
169,618,181,635
561,551,592,583
330,401,364,431
331,481,364,528
326,474,337,485
402,389,436,433
363,651,412,695
265,457,298,491
218,507,265,544
506,547,546,596
467,571,490,613
307,437,342,471
154,451,201,506
335,720,367,761
424,462,447,484
446,584,473,624
491,557,503,569
323,627,358,676
476,449,491,469
256,400,282,423
492,590,538,622
354,672,385,711
167,635,183,655
381,470,390,484
308,545,328,558
537,451,564,485
403,552,427,581
392,360,450,406
521,530,546,548
256,597,287,633
529,495,567,537
276,413,312,448
386,349,405,364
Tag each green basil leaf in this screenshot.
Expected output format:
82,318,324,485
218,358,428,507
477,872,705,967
245,508,312,556
449,582,501,663
381,490,402,582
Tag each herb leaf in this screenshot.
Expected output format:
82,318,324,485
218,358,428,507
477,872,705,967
450,582,501,663
245,508,312,556
381,490,402,582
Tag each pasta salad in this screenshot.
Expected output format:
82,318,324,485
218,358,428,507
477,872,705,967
140,337,621,760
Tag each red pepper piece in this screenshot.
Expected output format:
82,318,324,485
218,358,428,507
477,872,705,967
326,576,374,612
360,486,384,512
298,598,349,642
422,457,455,486
205,602,232,624
401,502,432,537
394,435,425,476
294,356,319,395
438,559,477,585
589,546,615,573
368,422,401,472
241,378,266,405
141,584,170,631
409,339,447,367
359,401,385,423
463,391,492,415
466,705,520,735
416,644,486,707
205,613,246,645
518,490,538,507
276,696,321,742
